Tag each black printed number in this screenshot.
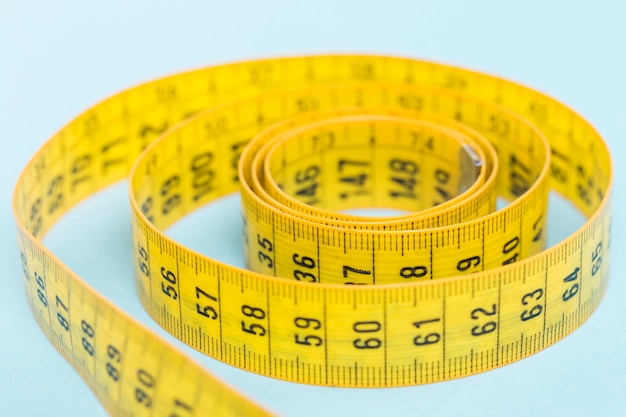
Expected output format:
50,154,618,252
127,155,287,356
520,288,544,321
241,305,266,336
412,318,441,346
591,243,602,276
135,369,155,408
138,246,149,277
81,320,95,357
562,267,580,302
257,234,273,269
353,321,382,349
456,256,481,272
470,304,497,336
343,265,371,285
294,317,323,347
195,287,218,320
105,344,122,382
388,158,419,199
34,272,47,307
160,267,177,299
55,296,70,331
292,253,317,282
400,265,428,279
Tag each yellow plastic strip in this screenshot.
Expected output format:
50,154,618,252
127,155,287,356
12,55,612,416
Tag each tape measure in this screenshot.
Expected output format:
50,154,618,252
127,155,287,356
12,55,613,417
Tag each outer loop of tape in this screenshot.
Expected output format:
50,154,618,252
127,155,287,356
12,55,612,417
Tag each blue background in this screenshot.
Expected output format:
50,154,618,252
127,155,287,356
1,1,625,416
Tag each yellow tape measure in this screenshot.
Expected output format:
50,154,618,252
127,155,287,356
12,55,613,416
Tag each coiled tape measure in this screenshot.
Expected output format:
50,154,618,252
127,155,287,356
12,55,613,416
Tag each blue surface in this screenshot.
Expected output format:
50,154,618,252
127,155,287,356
1,1,625,416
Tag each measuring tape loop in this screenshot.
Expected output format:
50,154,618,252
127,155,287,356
247,108,495,227
13,55,613,417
